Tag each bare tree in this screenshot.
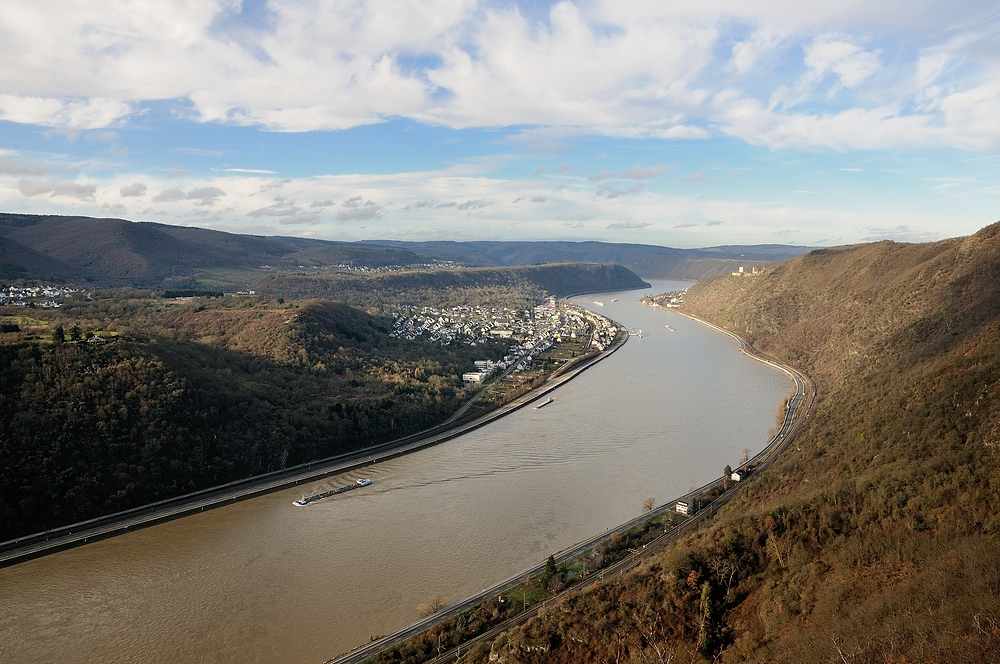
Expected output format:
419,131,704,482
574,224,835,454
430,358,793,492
642,497,655,511
708,556,738,601
417,593,447,617
633,612,675,664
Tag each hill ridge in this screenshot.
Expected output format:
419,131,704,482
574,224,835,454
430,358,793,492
466,221,1000,663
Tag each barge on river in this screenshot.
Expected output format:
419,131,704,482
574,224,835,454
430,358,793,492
293,478,372,506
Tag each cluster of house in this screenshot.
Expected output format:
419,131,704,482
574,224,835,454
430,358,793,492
259,260,461,274
331,260,460,273
390,304,539,346
390,300,617,352
1,285,86,308
390,299,621,386
643,289,686,309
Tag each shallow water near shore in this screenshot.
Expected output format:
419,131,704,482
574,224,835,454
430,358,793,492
0,280,791,663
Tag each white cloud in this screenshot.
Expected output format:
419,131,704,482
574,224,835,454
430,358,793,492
337,195,385,222
0,160,987,247
730,27,785,75
120,182,147,197
0,159,53,176
607,221,653,230
0,0,996,151
803,35,881,90
152,188,186,203
588,169,617,181
187,187,226,205
861,225,942,242
0,95,131,129
246,197,320,224
17,178,96,200
595,182,645,199
622,164,665,180
152,186,226,205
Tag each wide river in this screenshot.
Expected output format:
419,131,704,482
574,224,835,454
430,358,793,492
0,280,791,663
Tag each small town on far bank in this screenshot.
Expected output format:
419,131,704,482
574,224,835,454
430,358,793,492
391,296,623,407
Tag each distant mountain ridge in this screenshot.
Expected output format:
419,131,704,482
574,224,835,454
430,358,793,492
0,213,420,285
361,239,811,279
0,213,809,286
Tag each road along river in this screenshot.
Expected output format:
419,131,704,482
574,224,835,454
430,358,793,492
0,280,792,664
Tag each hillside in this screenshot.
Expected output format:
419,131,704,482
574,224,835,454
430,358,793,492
468,224,1000,662
0,213,421,287
256,263,648,310
0,295,507,540
0,235,82,281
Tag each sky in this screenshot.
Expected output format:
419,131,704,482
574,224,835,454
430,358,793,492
1,0,1000,248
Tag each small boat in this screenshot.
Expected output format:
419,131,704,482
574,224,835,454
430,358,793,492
593,301,604,306
611,298,618,302
534,397,554,409
293,478,372,506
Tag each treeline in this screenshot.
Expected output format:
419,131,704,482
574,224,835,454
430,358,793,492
463,224,1000,662
0,296,505,539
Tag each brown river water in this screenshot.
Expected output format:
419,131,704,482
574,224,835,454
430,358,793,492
0,281,791,663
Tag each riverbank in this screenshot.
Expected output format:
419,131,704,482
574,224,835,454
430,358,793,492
0,317,630,568
325,306,815,664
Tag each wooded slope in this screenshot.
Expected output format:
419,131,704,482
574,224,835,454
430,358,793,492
0,296,503,540
256,262,648,309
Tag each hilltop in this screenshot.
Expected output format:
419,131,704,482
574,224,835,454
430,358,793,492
465,224,1000,662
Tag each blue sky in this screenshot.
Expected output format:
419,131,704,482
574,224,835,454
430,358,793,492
1,0,999,247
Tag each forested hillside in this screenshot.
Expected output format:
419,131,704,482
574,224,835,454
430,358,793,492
256,263,647,309
0,296,505,540
471,224,1000,662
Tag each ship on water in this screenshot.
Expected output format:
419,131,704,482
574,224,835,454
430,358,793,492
534,397,554,409
293,478,372,506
